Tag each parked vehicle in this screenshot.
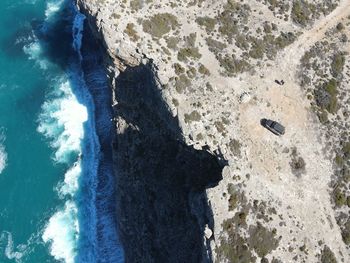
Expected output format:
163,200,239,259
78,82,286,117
261,119,285,136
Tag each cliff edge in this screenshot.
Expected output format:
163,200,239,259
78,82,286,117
77,0,350,262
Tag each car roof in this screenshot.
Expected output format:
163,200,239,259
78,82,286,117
273,122,285,132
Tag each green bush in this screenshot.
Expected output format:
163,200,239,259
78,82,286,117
177,47,202,62
196,16,216,33
184,110,201,123
291,0,312,26
320,246,338,263
331,53,345,78
142,13,178,38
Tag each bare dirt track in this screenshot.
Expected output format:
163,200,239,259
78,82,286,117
236,2,350,261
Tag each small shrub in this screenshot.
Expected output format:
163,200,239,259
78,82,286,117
320,245,338,263
166,36,180,50
333,188,346,207
229,139,241,157
248,223,280,258
177,47,202,62
336,22,345,31
175,74,191,93
331,53,345,78
342,142,350,158
291,0,312,26
142,13,179,38
184,110,201,123
315,79,338,114
124,23,139,41
290,147,306,177
173,63,185,75
198,64,210,75
196,16,216,33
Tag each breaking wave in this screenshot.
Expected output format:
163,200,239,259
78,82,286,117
42,201,79,263
37,80,87,164
37,78,87,263
31,1,87,262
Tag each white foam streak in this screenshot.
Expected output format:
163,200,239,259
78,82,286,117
72,11,86,58
0,144,7,174
42,201,79,263
0,131,7,174
1,232,26,262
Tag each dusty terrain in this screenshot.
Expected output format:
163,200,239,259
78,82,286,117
78,0,350,262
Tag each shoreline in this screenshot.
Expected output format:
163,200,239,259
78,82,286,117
76,12,124,262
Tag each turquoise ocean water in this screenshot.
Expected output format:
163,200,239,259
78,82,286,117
0,0,124,262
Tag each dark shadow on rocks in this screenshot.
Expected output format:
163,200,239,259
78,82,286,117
113,64,226,263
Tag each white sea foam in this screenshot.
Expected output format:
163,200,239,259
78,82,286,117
0,145,7,174
38,80,88,163
59,160,81,197
0,131,7,174
42,201,79,263
45,0,65,19
23,40,50,70
38,79,87,262
37,3,89,262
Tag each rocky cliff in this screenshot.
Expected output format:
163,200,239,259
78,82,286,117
77,0,350,262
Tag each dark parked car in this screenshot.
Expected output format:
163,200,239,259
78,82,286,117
261,119,285,136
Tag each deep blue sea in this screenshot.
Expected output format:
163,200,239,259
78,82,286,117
0,0,124,262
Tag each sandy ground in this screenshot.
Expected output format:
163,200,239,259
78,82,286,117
209,1,350,261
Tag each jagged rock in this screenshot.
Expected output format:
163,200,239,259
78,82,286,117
204,225,213,239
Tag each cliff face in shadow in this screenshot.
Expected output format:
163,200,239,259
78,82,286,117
112,64,225,263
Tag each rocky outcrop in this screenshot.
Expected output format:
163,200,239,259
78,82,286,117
77,0,143,71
